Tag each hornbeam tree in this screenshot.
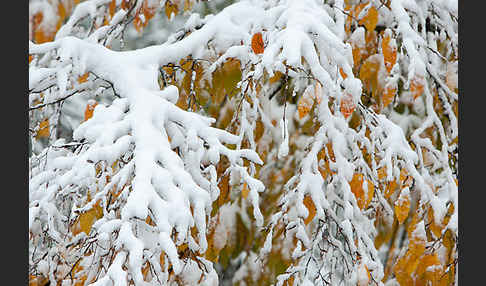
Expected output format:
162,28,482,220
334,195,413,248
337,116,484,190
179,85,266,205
29,0,458,285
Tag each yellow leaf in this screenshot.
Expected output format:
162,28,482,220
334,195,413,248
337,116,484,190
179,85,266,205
165,1,178,20
177,243,188,253
427,206,442,238
394,222,426,283
251,32,265,54
384,180,397,199
399,168,410,187
205,216,223,262
241,183,249,199
298,86,315,119
377,167,387,181
394,188,410,224
359,55,381,95
317,149,331,179
359,6,379,32
184,0,194,12
36,119,50,139
365,30,378,56
407,211,420,237
352,44,363,68
210,58,242,105
443,229,455,263
73,202,103,235
269,71,283,84
415,253,443,285
303,195,316,225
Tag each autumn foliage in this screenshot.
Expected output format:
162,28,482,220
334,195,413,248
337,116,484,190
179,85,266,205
29,0,458,285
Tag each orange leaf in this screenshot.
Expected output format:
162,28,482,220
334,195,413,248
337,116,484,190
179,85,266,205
394,188,410,224
143,0,157,22
349,173,363,207
121,0,130,10
359,6,379,32
32,10,56,44
382,32,397,73
84,100,98,121
382,84,396,108
339,68,348,80
410,76,425,100
36,119,50,139
365,180,375,208
303,195,316,225
78,72,89,84
109,0,116,18
133,15,144,32
251,32,265,54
